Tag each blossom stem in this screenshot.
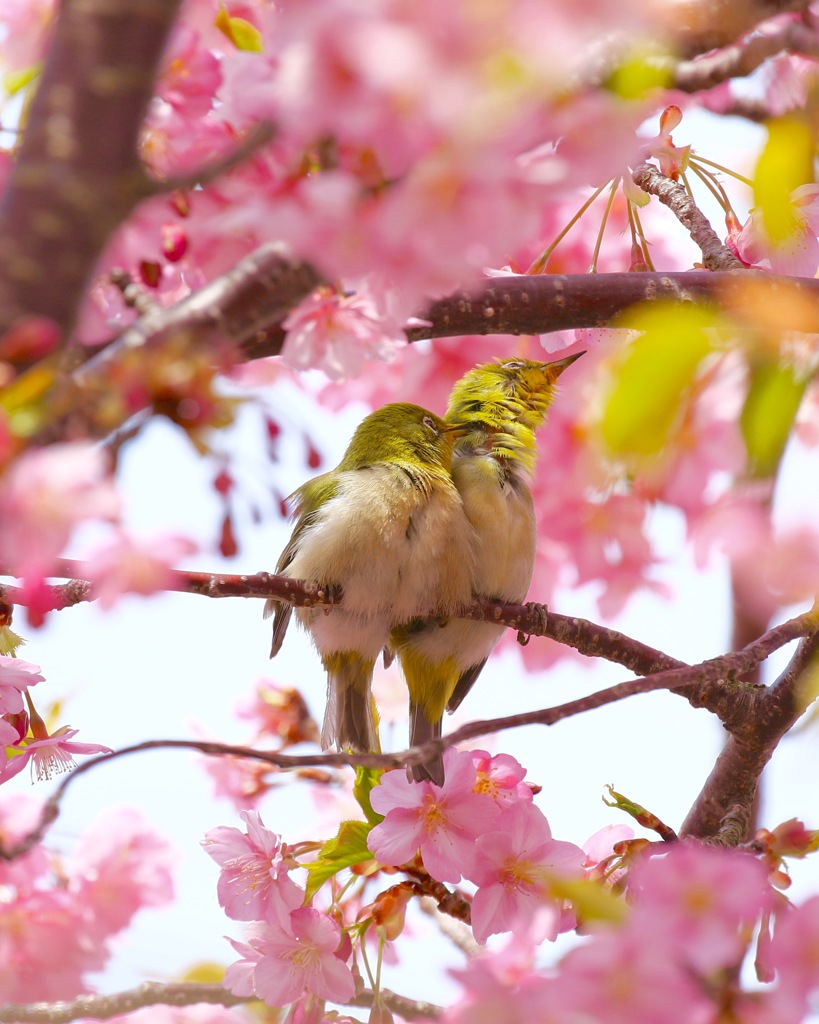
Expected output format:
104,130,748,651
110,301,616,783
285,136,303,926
526,181,611,274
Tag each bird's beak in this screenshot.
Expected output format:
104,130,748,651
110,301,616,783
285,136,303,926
444,421,472,438
546,351,585,377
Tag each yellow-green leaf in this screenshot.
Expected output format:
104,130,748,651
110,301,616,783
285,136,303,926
178,962,226,984
753,116,813,244
601,304,714,458
3,64,41,98
550,877,626,924
304,819,374,901
354,766,384,826
606,50,672,101
214,8,263,52
740,359,808,478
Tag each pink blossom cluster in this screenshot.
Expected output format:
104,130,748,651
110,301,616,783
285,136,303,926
7,0,670,350
444,842,819,1024
202,809,356,1012
0,441,197,623
0,654,111,785
0,797,175,1001
368,748,585,943
200,679,321,810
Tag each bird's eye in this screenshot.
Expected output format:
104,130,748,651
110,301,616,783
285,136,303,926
422,415,439,434
502,360,525,371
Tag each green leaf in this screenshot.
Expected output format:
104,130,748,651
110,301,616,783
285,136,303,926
601,303,714,458
740,359,808,478
753,116,813,244
353,766,384,826
304,819,374,901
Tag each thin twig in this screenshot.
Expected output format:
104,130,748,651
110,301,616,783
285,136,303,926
2,607,815,861
156,123,276,194
631,163,744,271
419,898,482,957
0,983,248,1024
0,981,443,1024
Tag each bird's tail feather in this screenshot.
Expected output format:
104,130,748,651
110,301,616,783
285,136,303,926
321,653,379,753
408,702,444,786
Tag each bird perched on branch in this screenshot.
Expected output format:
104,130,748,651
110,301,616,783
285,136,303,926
391,353,584,784
266,403,475,758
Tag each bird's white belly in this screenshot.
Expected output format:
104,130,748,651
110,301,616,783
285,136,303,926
288,465,475,657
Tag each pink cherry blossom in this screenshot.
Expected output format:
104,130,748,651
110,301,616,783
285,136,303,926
224,908,355,1007
466,802,585,943
235,680,320,747
0,0,55,73
0,799,175,1001
0,888,106,1001
0,716,22,753
84,530,198,609
690,495,819,623
1,722,112,784
0,793,52,894
201,749,272,810
471,750,533,806
368,749,502,883
0,442,120,582
446,931,559,1024
763,51,819,117
733,183,819,276
281,281,408,381
0,656,44,714
555,926,713,1024
157,25,222,119
629,842,774,976
69,806,176,938
202,809,304,925
582,823,635,887
582,824,635,866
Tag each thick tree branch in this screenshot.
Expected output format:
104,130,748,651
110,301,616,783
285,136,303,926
668,0,812,61
0,561,685,676
0,0,183,346
75,260,819,368
681,630,819,839
672,17,819,92
19,262,818,451
4,562,814,689
73,244,322,383
0,0,278,365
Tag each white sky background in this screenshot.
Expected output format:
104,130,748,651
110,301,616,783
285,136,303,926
2,109,819,1006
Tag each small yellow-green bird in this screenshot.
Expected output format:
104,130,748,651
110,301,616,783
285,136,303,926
266,403,475,756
391,353,583,784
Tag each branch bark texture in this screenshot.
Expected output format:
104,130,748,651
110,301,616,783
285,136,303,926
0,0,183,345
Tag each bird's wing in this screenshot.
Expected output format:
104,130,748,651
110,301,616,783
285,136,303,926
445,657,489,714
266,472,338,658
